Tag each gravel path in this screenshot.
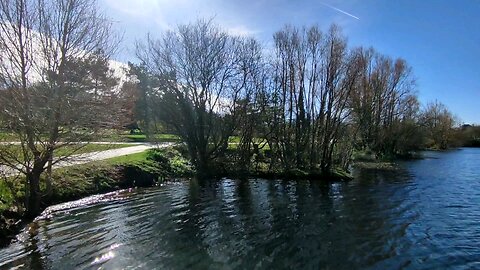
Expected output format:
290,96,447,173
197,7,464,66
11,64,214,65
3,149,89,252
0,143,171,177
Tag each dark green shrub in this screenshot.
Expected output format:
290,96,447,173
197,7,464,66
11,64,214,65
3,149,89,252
146,148,193,177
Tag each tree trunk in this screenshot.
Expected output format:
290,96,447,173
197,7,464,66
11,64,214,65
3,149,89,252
45,154,53,198
26,172,42,218
196,154,210,180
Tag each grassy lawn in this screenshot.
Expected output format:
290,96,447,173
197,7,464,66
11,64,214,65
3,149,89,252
120,133,181,142
1,130,269,146
0,143,136,163
91,130,181,143
0,132,17,141
104,151,149,165
0,129,181,143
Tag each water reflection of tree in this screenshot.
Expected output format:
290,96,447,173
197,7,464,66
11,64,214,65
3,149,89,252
7,173,418,269
333,167,416,268
23,222,47,270
167,178,218,268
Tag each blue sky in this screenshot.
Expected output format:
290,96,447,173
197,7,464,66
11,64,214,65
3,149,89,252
101,0,480,124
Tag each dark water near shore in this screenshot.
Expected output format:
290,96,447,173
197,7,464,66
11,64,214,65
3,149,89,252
1,148,479,269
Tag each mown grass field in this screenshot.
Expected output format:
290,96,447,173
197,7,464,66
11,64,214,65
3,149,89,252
95,132,181,143
0,143,136,163
104,151,150,164
0,130,181,143
0,132,17,141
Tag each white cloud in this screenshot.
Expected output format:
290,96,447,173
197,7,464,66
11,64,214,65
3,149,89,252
103,0,160,18
1,23,128,88
227,25,259,37
103,0,172,30
103,0,259,36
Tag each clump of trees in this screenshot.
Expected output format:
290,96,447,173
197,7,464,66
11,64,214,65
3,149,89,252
132,20,456,177
458,125,480,147
265,25,357,174
348,47,421,157
134,20,262,175
0,0,122,217
420,101,457,149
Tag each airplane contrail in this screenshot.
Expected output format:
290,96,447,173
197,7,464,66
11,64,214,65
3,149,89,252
320,2,360,20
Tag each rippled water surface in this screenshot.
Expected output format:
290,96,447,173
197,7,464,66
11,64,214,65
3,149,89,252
1,148,479,269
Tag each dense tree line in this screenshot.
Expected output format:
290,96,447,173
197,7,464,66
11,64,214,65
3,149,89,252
130,20,463,177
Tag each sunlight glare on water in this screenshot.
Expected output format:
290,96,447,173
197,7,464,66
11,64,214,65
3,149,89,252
0,148,479,269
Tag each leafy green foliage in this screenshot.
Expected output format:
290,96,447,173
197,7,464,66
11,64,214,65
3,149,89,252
146,148,194,177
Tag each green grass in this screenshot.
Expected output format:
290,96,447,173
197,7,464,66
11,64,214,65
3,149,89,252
120,133,181,142
98,133,181,143
0,182,18,211
1,150,152,212
47,162,127,203
1,146,194,213
0,143,136,163
1,143,138,209
228,136,241,143
104,151,149,165
125,134,146,140
0,132,17,141
0,129,181,143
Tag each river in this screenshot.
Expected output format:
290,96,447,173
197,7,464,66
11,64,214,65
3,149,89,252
1,148,479,269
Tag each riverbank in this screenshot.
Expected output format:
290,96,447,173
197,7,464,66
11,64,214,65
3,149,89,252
0,147,194,246
0,146,372,246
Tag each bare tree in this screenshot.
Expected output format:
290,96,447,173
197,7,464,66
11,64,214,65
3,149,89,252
264,24,361,174
137,19,255,175
0,0,120,217
349,47,418,157
421,101,456,149
233,38,268,172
